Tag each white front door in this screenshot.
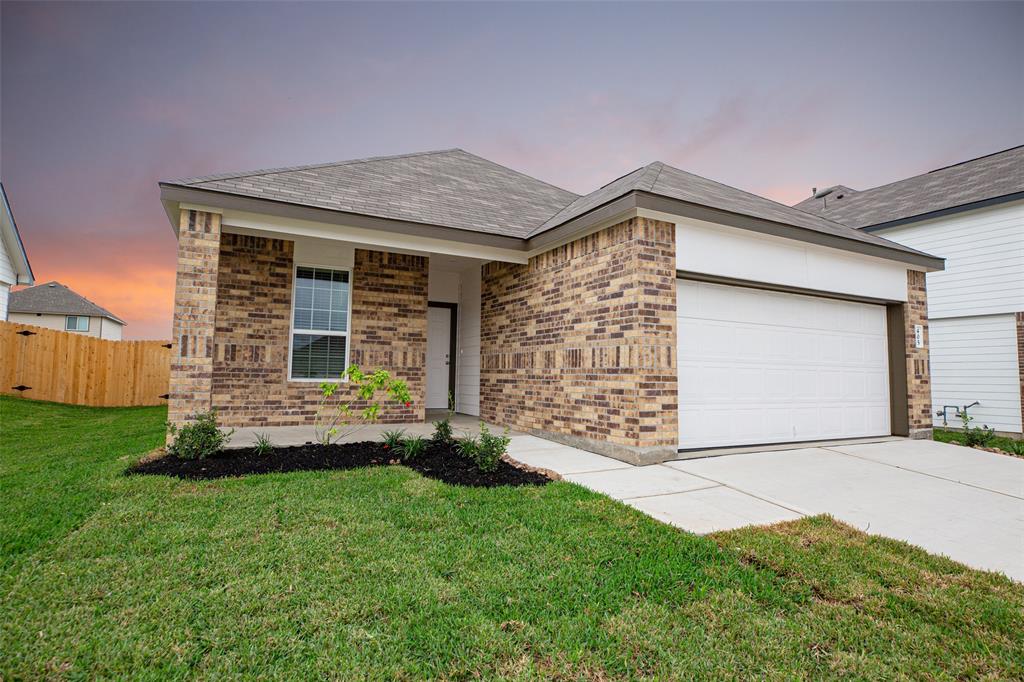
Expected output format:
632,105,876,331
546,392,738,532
426,306,453,410
677,280,891,449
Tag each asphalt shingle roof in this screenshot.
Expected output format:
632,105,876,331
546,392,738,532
531,161,928,256
165,148,935,262
9,281,124,324
168,149,579,239
793,145,1024,229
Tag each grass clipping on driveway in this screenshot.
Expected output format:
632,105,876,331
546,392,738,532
1,396,1021,680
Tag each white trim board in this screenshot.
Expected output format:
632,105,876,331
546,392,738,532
674,218,910,303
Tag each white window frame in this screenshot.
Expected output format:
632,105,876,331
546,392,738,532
287,262,353,382
65,315,89,332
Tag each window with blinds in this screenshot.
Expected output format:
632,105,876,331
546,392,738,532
65,315,90,332
289,266,351,380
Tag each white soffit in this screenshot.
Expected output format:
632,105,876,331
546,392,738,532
215,207,529,264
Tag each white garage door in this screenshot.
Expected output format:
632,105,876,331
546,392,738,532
678,280,891,449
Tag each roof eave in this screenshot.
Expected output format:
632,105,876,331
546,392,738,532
159,182,944,272
0,184,35,285
528,189,944,271
859,190,1024,233
159,183,529,251
8,307,124,325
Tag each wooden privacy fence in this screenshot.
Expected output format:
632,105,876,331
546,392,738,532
0,321,171,407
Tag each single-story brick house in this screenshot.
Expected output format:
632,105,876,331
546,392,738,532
160,149,944,464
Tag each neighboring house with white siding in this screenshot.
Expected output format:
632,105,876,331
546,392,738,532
796,145,1024,435
0,183,35,319
8,281,125,340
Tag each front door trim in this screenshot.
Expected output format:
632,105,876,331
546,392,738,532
427,301,458,410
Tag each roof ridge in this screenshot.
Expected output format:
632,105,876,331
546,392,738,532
645,161,666,192
926,143,1024,174
527,164,652,236
652,161,858,232
12,280,124,323
450,149,578,199
170,148,463,186
843,144,1024,198
526,162,676,237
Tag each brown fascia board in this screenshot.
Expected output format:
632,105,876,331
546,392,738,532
160,183,945,271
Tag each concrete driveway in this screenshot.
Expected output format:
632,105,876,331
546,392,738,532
509,436,1024,581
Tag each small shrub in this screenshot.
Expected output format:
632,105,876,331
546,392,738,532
399,435,428,461
456,436,478,461
381,429,406,453
960,411,995,448
457,423,510,473
964,427,996,448
253,433,274,456
166,410,233,460
314,365,412,445
1002,439,1024,457
431,417,454,446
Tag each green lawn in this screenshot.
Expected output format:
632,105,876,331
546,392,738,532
1,396,1021,680
934,427,1024,457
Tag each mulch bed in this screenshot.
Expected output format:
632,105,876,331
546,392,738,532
127,441,553,487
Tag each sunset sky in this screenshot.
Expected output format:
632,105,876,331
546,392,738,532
2,1,1021,339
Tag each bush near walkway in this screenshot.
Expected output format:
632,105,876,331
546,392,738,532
935,427,1024,458
1,395,1021,679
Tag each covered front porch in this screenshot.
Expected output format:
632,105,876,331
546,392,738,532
166,205,527,433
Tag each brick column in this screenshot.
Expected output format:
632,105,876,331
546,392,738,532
168,209,222,429
904,270,932,438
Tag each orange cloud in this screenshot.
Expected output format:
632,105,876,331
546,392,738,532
19,224,178,340
20,262,177,340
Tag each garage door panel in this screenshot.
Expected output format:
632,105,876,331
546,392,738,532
793,370,817,398
765,369,793,397
678,280,891,449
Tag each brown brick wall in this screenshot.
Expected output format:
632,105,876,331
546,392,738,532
904,270,932,436
208,232,427,428
480,216,677,461
168,209,221,427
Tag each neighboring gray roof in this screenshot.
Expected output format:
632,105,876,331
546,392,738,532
166,149,579,239
9,281,124,324
163,148,938,265
531,161,931,257
793,145,1024,229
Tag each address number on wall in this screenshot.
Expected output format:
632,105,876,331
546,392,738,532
914,324,924,349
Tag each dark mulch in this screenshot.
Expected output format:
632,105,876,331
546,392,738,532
127,440,552,487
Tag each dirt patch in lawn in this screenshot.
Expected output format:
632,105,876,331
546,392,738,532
126,441,553,487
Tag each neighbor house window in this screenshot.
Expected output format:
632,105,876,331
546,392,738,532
289,265,351,380
65,316,89,332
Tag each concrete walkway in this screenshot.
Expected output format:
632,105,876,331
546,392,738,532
509,435,1024,581
507,435,804,534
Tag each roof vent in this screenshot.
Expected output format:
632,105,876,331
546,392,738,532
47,283,56,287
